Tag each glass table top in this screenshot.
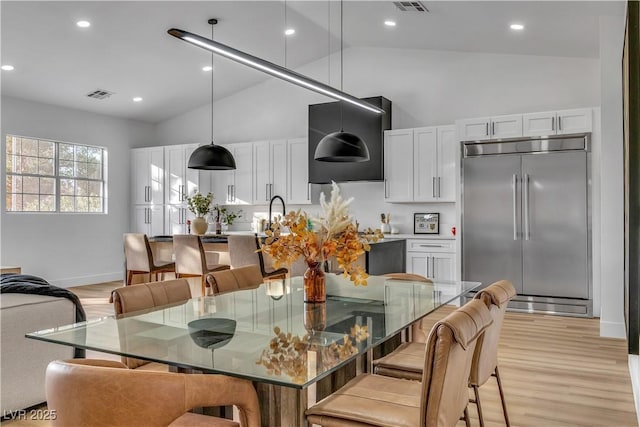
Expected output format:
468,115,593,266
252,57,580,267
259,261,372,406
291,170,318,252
27,274,481,389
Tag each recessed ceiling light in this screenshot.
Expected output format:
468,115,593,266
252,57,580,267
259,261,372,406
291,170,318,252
1,65,15,71
510,23,524,31
76,20,91,28
133,97,143,102
202,65,213,72
384,20,397,27
285,28,295,36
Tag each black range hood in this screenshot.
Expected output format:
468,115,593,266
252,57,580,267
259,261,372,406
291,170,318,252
308,96,391,184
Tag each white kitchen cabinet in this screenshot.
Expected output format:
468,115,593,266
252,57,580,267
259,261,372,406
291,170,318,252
253,140,287,204
132,147,164,205
206,142,253,205
406,239,456,281
456,114,522,141
165,205,197,235
384,129,414,202
384,126,456,203
523,108,592,137
164,144,199,204
286,138,311,205
133,205,164,236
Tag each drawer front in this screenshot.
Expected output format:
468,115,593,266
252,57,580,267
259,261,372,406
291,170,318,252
407,239,455,253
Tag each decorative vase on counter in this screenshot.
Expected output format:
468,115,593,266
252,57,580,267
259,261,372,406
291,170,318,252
380,223,391,234
192,217,208,235
303,260,326,303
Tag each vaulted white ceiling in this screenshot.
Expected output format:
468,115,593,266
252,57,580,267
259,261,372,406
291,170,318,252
0,1,625,123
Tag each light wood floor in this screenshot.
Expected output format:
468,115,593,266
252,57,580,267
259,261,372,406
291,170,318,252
3,281,637,427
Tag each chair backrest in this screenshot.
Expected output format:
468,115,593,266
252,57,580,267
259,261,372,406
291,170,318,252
382,272,433,283
470,280,517,386
45,359,261,427
111,279,192,368
228,234,261,269
173,234,206,275
123,233,153,272
420,298,493,427
207,265,264,295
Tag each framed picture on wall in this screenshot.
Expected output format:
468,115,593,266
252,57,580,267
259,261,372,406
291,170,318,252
414,213,439,234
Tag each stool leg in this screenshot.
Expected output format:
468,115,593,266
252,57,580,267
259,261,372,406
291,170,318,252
494,366,511,427
201,275,206,297
472,384,485,427
463,407,471,427
126,271,133,286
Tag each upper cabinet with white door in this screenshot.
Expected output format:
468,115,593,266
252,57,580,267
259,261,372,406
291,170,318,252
206,142,253,205
523,108,592,137
132,147,164,205
384,125,456,203
456,114,523,141
253,140,287,204
286,137,311,205
164,144,199,204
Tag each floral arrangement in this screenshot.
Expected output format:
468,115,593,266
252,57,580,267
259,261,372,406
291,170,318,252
261,182,382,286
186,191,214,217
214,205,243,225
255,325,367,384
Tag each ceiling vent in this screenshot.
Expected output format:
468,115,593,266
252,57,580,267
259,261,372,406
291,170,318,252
393,1,429,12
86,89,114,100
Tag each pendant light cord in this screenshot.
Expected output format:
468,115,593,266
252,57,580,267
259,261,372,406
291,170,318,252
211,23,216,144
339,0,344,131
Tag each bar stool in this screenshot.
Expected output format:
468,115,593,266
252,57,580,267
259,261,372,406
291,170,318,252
123,233,175,286
228,234,288,280
173,234,230,296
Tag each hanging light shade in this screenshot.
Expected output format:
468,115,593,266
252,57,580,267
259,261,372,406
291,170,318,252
188,143,236,170
314,131,370,162
187,19,236,171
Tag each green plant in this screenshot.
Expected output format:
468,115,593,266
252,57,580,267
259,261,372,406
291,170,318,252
186,192,213,217
215,205,243,225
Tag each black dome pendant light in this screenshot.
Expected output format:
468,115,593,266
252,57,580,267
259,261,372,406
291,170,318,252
188,19,236,170
314,0,370,163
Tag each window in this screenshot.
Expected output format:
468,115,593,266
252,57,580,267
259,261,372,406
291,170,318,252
5,135,106,213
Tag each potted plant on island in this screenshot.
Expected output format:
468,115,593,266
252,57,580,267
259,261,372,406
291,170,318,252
186,191,214,235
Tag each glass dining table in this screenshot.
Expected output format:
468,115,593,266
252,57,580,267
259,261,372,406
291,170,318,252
27,274,481,427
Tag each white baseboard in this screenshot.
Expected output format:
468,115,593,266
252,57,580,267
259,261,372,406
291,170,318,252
600,320,627,338
49,271,123,288
630,355,640,426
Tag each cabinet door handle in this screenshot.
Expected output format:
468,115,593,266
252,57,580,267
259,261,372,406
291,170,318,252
307,183,311,200
491,121,495,136
551,116,555,132
558,116,562,131
432,256,436,278
432,177,436,198
437,177,441,198
270,183,273,199
419,244,443,248
232,185,235,202
523,174,530,240
512,174,518,241
384,178,388,198
486,122,489,136
265,183,269,201
227,185,231,203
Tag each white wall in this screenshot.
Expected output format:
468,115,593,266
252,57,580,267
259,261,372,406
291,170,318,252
0,96,155,287
156,45,600,238
598,16,626,337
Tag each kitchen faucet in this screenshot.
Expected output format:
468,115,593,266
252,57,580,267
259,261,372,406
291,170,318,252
267,195,286,230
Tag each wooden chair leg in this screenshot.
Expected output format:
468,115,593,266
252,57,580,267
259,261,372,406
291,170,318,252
126,270,133,286
494,366,511,427
463,406,471,427
201,275,206,297
472,384,485,427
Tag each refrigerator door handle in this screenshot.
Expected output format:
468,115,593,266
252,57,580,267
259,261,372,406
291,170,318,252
512,174,518,240
524,174,530,240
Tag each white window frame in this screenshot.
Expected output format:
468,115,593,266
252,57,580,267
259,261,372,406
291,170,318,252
5,134,108,214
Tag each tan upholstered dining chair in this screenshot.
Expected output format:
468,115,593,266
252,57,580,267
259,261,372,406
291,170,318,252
227,234,288,280
306,298,493,427
173,234,230,296
123,233,175,285
206,265,264,295
373,280,517,427
111,278,192,369
45,358,260,427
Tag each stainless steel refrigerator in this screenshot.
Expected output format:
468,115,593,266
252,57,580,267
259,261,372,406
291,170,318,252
462,134,591,316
